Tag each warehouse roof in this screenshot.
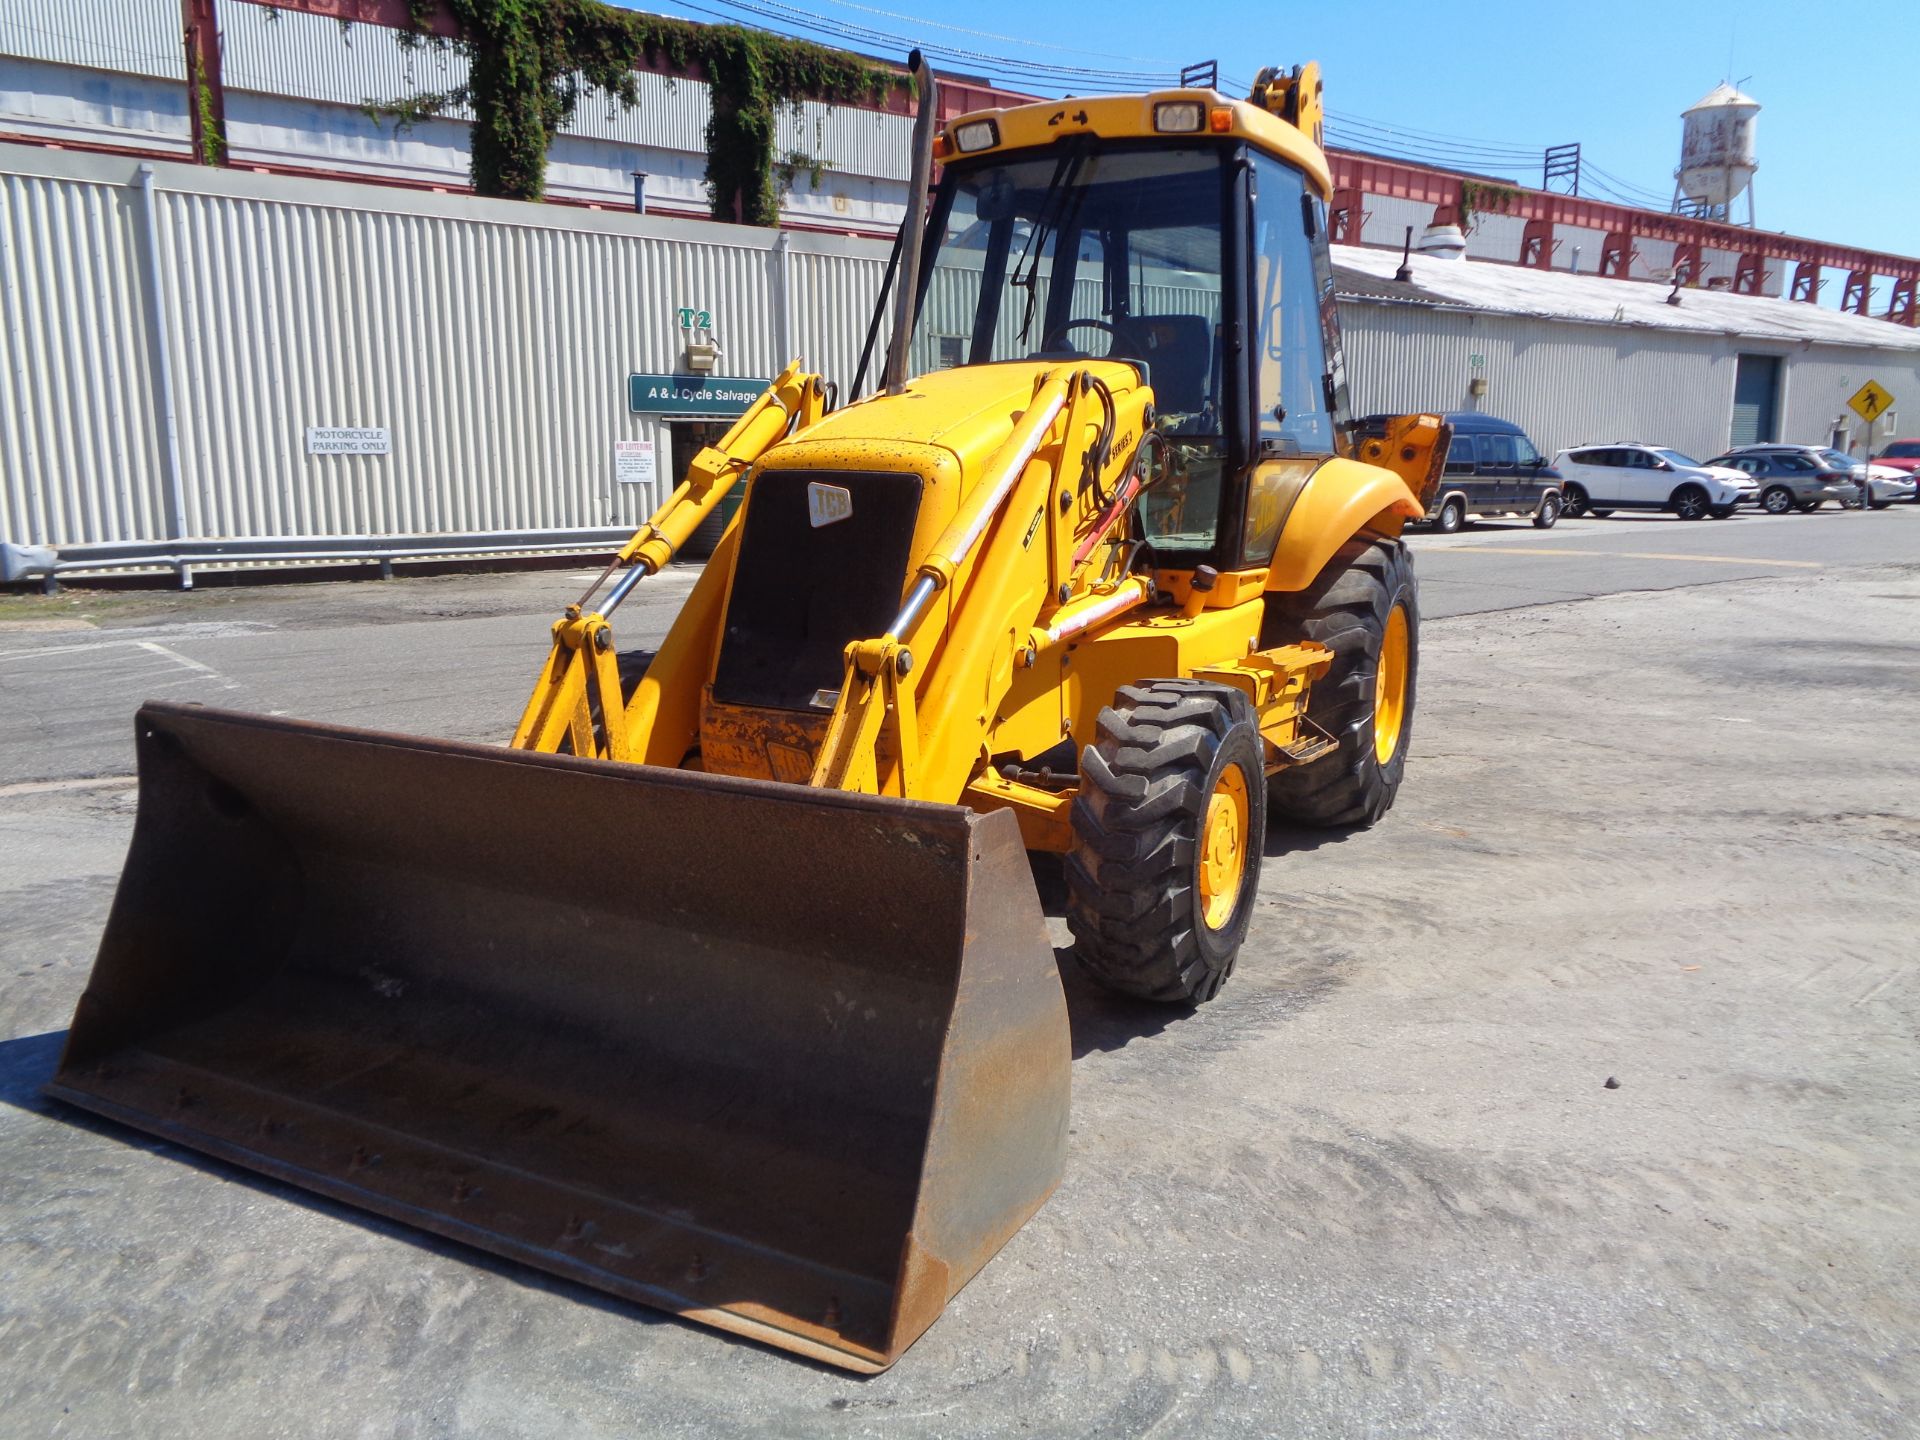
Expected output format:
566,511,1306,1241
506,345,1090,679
1332,245,1920,353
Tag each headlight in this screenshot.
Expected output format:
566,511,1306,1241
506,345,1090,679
1153,101,1205,133
952,119,1000,153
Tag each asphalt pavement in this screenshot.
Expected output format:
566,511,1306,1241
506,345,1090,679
2,506,1918,1438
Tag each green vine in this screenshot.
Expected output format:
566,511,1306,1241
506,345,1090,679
774,147,830,195
188,52,226,166
363,0,898,218
1459,179,1520,233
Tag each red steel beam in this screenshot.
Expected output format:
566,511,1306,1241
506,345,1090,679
1326,150,1920,290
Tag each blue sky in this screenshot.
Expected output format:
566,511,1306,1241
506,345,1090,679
649,0,1918,296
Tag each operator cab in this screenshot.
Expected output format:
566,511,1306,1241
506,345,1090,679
902,92,1351,572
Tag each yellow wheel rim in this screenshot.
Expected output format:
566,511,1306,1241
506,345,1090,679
1374,604,1410,766
1198,765,1250,931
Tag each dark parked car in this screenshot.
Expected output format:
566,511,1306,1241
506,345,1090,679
1422,413,1563,532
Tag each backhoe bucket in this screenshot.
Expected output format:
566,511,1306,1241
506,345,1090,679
48,702,1070,1373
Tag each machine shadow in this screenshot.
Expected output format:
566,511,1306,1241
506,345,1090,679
1027,852,1193,1059
1262,820,1366,858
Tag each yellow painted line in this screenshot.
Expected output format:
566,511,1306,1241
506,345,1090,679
1451,546,1822,568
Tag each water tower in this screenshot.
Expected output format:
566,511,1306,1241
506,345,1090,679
1673,82,1759,225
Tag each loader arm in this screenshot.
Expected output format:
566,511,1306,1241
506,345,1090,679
811,366,1153,800
511,362,830,759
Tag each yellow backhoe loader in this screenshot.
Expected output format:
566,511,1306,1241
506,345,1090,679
50,59,1447,1372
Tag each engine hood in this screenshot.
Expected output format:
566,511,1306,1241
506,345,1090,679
768,360,1147,489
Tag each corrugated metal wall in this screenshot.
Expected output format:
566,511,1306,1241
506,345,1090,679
1343,300,1920,458
0,0,181,81
0,163,169,546
0,144,894,555
14,0,910,183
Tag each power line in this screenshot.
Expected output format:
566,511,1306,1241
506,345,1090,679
647,0,1176,88
806,0,1164,65
643,1,1681,205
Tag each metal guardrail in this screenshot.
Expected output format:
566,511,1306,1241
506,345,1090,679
2,529,639,588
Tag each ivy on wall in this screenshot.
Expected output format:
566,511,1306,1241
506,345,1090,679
365,0,898,221
1458,179,1521,234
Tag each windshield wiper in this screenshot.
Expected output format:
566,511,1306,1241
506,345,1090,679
1011,139,1092,346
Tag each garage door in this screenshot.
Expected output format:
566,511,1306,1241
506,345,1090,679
1730,355,1780,447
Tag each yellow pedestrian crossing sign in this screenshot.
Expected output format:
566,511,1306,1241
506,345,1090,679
1848,379,1894,424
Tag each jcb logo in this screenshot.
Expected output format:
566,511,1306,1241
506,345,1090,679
807,482,852,528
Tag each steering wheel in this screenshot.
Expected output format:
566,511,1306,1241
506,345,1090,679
1041,317,1122,355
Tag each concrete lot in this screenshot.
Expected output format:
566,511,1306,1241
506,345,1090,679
2,511,1917,1437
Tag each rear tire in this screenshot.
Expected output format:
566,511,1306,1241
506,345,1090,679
1067,681,1266,1004
1434,496,1465,534
1261,538,1417,829
1533,494,1561,529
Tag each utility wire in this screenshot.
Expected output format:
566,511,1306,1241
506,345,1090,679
806,0,1166,64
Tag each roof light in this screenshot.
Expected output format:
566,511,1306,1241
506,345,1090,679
953,120,1000,154
1208,106,1233,133
1154,101,1204,133
932,131,953,159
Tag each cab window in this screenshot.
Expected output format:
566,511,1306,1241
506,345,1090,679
1250,154,1335,458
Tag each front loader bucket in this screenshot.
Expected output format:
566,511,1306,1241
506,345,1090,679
48,702,1070,1373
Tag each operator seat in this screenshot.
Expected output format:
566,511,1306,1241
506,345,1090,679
1128,315,1214,414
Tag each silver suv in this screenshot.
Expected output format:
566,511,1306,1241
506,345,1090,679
1551,443,1757,520
1706,447,1849,515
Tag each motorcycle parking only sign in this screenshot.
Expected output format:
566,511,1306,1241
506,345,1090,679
305,426,390,455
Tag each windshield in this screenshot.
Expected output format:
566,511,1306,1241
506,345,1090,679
911,145,1232,554
1883,442,1920,458
1655,449,1702,468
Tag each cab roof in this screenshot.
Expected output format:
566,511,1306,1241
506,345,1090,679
940,90,1333,199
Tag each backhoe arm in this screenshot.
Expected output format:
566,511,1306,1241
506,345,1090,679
512,362,828,758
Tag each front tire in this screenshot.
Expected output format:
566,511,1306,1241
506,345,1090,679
1560,483,1590,519
1672,484,1710,520
1262,538,1417,829
1761,486,1794,515
1067,681,1266,1004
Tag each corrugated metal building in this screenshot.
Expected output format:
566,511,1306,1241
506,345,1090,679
1336,247,1920,460
4,142,1919,582
0,0,917,229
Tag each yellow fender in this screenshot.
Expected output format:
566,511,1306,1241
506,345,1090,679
1265,457,1424,593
